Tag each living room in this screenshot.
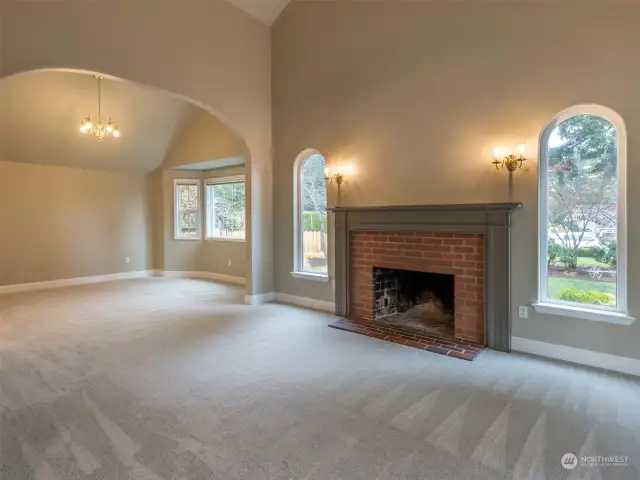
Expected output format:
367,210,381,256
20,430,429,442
0,1,638,478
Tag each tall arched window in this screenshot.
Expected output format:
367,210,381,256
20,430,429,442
536,105,630,322
292,149,329,280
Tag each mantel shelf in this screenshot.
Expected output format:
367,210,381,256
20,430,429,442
328,203,523,213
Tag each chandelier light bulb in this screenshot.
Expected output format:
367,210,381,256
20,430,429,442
113,129,121,138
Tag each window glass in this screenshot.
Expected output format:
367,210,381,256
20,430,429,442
176,182,200,239
300,154,328,274
206,180,245,240
544,115,618,308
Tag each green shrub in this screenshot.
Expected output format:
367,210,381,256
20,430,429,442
303,211,327,231
577,247,598,258
559,288,614,306
548,243,562,266
593,242,617,268
559,248,578,270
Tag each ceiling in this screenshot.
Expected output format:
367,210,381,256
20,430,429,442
224,0,290,25
0,71,207,173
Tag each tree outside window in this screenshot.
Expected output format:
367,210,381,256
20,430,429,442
545,114,619,307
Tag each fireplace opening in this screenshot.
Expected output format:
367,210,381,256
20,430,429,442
373,267,455,339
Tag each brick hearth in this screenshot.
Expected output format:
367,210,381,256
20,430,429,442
349,231,485,344
329,318,484,361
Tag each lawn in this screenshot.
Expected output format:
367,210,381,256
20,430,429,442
550,257,609,268
576,257,610,268
547,276,616,300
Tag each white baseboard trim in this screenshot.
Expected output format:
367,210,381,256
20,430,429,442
0,270,153,295
512,337,640,377
274,292,335,314
245,292,276,305
158,271,246,286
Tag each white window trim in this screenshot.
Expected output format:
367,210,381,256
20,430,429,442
536,104,632,324
290,271,330,282
204,175,246,242
292,148,329,280
174,179,202,241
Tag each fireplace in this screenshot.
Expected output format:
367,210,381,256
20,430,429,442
373,267,455,338
349,231,485,344
329,203,522,355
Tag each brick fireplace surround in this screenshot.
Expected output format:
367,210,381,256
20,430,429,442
350,231,485,344
329,203,522,356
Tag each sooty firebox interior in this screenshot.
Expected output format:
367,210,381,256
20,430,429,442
373,267,455,338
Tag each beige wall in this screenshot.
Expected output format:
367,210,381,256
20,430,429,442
160,167,246,278
273,1,640,359
0,160,151,286
163,111,247,169
0,0,272,295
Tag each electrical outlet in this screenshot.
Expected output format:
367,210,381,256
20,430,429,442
518,305,529,319
228,259,232,267
125,256,131,265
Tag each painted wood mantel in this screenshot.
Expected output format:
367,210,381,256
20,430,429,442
329,203,523,352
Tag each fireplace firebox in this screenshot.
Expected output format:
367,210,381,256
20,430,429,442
373,267,455,339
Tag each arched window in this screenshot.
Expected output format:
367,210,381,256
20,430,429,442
536,105,629,322
292,149,329,280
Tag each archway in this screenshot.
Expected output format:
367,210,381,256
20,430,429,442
0,67,265,298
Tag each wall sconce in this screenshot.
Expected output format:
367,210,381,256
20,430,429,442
325,166,345,205
324,166,344,186
492,144,526,172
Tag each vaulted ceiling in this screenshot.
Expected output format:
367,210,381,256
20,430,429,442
224,0,290,25
0,71,211,173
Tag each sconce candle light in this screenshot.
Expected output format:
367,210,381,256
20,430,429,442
325,166,346,205
492,144,527,172
324,166,344,186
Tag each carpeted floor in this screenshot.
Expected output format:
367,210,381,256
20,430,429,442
0,278,638,479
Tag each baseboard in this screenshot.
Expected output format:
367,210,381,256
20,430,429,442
512,337,640,377
0,270,153,295
245,292,276,304
158,271,246,286
274,292,335,314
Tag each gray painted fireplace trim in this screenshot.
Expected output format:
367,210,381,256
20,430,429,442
330,203,523,352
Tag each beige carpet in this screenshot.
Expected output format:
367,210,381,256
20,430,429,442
0,278,638,479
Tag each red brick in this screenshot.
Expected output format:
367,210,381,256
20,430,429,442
454,260,477,268
464,238,484,246
443,239,464,246
422,238,443,246
403,237,423,244
434,233,455,238
452,246,475,253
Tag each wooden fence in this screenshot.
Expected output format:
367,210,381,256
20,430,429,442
212,229,245,239
303,231,328,254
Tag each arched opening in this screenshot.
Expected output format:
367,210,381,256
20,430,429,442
0,68,253,296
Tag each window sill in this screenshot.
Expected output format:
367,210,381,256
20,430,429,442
290,271,330,282
532,302,635,325
205,237,246,243
174,237,201,241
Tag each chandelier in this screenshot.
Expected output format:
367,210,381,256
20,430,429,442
79,75,120,141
